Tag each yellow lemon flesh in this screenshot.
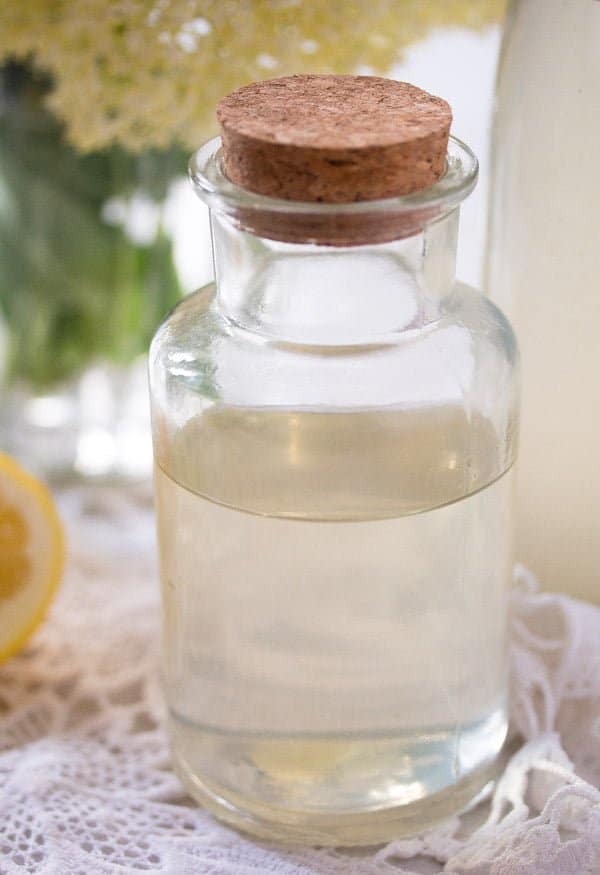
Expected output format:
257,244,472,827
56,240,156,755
0,453,64,662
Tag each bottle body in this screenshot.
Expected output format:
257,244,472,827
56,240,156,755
150,137,518,843
486,0,600,602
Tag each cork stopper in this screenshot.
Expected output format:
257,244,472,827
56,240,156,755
218,75,451,202
215,75,453,244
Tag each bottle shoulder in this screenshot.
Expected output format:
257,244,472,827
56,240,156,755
446,281,519,366
151,284,518,515
150,282,518,410
152,281,517,358
150,283,217,358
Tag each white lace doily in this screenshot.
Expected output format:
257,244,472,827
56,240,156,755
0,487,598,875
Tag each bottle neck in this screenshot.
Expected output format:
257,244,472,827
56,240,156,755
210,208,459,345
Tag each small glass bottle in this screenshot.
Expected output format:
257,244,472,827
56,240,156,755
150,76,518,845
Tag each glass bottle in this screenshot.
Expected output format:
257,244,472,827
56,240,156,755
486,0,600,603
150,79,518,845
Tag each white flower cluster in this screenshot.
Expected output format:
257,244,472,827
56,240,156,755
0,0,504,152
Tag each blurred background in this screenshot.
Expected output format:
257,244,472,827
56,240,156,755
0,1,506,482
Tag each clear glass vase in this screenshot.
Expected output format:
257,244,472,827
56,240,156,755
0,358,152,481
486,0,600,602
149,134,519,844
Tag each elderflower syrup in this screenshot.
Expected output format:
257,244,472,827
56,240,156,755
149,75,519,845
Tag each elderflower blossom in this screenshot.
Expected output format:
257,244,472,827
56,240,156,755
0,0,505,153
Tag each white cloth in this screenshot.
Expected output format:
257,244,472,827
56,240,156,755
0,487,598,875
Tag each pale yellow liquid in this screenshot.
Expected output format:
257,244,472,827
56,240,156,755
155,405,512,842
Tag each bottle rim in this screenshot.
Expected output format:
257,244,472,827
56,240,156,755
191,134,477,213
189,135,477,245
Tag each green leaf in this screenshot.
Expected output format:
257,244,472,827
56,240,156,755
0,61,186,389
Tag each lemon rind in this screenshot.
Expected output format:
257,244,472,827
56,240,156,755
0,453,65,663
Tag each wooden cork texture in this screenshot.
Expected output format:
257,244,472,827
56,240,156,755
217,75,452,204
216,75,452,244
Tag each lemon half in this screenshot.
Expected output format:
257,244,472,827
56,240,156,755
0,453,64,662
